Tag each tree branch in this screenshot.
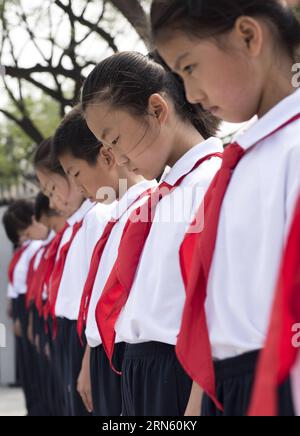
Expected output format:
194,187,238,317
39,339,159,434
109,0,150,47
54,0,119,52
0,108,44,144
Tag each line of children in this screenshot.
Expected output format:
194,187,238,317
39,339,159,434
3,200,50,415
27,193,66,416
2,0,300,416
53,105,157,416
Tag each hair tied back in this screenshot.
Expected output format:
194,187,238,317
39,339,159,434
187,0,204,17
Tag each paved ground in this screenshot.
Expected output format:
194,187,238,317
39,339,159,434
0,387,26,416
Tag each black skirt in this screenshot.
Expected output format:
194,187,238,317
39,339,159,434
122,341,192,416
90,343,125,416
15,295,45,415
201,350,295,416
54,318,90,416
32,307,52,416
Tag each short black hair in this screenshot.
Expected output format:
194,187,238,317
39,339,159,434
33,137,66,177
2,210,19,245
52,105,102,165
35,192,60,221
2,199,34,244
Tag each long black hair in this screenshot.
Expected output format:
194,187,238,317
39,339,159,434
81,51,220,139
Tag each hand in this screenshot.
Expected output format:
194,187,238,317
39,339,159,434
184,382,202,416
27,312,34,344
13,319,22,338
77,346,93,413
35,334,40,353
44,342,51,361
77,361,93,413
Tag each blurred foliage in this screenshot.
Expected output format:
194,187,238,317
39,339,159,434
0,93,60,184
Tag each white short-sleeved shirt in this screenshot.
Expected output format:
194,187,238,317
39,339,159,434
205,89,300,360
85,179,158,348
115,138,223,345
55,201,113,320
12,241,44,296
54,200,94,260
7,283,18,299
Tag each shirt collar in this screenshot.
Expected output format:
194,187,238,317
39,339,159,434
42,230,56,246
111,179,158,220
233,88,300,150
67,199,95,225
162,137,223,186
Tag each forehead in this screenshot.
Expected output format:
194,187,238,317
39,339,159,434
157,31,194,63
85,102,135,135
59,151,80,168
85,102,115,125
36,169,52,188
157,32,216,70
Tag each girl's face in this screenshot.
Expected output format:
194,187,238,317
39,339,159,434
84,98,173,181
156,22,266,123
36,168,84,217
59,151,118,204
19,218,49,241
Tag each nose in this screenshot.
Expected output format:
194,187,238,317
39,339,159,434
186,90,205,105
50,197,62,214
72,176,82,191
185,83,206,106
111,147,130,167
49,197,56,210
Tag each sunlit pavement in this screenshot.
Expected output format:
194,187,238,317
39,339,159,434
0,387,26,416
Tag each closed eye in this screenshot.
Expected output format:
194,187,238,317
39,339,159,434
111,136,120,146
183,64,195,75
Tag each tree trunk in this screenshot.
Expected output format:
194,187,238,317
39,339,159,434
110,0,151,47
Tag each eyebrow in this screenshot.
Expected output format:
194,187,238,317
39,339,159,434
101,127,112,141
174,52,190,72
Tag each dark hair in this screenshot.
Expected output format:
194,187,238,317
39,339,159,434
2,209,19,245
33,137,66,177
151,0,300,61
52,105,102,165
2,200,35,243
81,51,220,139
35,192,59,221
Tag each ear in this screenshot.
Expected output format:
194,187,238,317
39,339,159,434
148,93,169,125
98,147,116,169
234,16,263,57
